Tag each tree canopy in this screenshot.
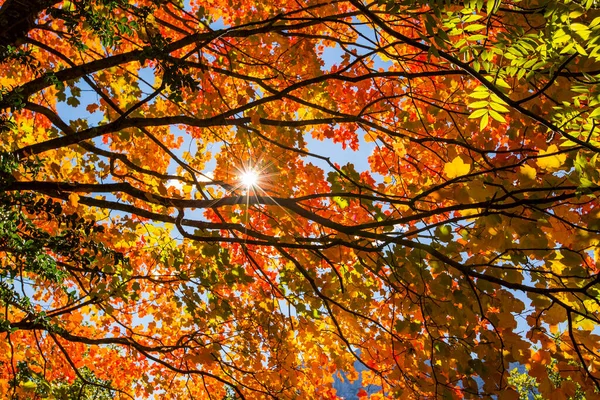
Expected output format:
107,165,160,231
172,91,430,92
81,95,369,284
1,0,600,398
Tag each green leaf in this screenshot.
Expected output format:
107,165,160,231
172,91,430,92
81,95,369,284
489,102,509,112
468,100,489,108
489,109,506,122
469,90,490,99
495,78,511,89
333,196,349,209
589,107,600,119
464,24,486,32
435,225,454,242
66,96,81,107
575,43,588,55
570,23,589,32
591,16,600,28
561,42,576,54
480,112,489,130
553,30,571,44
469,108,489,119
467,34,487,41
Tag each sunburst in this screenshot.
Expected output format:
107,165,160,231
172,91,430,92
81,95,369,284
240,169,260,188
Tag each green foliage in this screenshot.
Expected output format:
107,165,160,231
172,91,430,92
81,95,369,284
0,153,127,332
10,361,115,400
508,368,543,400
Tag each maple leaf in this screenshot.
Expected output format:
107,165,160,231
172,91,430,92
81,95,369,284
536,145,567,171
68,192,80,208
444,156,471,179
519,164,537,180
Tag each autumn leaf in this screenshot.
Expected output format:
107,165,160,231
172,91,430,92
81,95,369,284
519,164,537,180
444,156,471,178
537,145,567,171
250,110,261,126
68,192,80,208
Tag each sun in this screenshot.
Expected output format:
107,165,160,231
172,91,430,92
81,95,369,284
240,170,259,187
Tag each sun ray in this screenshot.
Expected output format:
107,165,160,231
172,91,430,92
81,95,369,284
240,170,259,187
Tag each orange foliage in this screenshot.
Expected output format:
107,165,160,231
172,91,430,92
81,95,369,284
0,0,600,398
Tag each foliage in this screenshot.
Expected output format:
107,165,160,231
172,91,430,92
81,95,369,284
1,0,600,398
509,357,587,400
9,361,115,400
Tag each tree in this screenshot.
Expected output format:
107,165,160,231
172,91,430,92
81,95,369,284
0,0,600,398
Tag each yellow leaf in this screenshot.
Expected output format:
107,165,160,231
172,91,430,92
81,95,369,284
519,165,537,180
574,317,595,331
537,145,566,171
489,109,507,122
392,138,406,157
550,259,566,274
68,193,80,208
444,156,471,179
480,112,489,131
